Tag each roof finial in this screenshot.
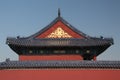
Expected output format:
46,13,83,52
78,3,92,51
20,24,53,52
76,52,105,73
58,8,61,17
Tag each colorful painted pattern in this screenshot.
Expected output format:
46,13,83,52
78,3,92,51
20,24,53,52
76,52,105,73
47,27,72,38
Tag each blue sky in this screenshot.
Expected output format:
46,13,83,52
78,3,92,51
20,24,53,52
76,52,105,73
0,0,120,62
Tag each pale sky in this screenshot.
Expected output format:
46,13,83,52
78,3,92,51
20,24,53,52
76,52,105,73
0,0,120,62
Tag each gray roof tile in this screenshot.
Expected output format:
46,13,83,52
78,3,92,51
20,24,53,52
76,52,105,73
6,38,113,47
0,60,120,69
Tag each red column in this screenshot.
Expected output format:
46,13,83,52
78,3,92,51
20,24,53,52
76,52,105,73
93,56,97,61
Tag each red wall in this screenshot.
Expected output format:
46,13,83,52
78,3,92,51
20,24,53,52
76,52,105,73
19,55,83,61
0,69,120,80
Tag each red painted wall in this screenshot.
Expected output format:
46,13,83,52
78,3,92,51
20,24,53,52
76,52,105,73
19,55,83,61
0,69,120,80
36,21,84,38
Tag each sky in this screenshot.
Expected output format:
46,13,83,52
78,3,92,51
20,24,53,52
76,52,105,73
0,0,120,62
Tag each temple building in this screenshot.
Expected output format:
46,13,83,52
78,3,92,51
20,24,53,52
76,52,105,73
0,9,120,80
6,9,113,61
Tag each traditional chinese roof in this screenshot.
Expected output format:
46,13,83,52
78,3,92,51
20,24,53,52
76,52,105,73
26,15,89,39
7,37,113,47
0,60,120,69
6,12,113,47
